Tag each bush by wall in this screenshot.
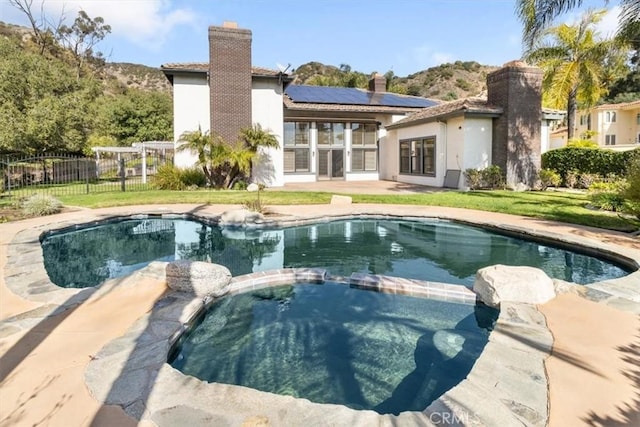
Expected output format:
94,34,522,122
542,147,640,183
464,166,505,190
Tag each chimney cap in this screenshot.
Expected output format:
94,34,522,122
222,21,238,28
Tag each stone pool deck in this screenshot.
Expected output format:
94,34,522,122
0,203,639,426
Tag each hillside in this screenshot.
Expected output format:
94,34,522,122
103,62,171,94
0,21,170,94
292,61,498,101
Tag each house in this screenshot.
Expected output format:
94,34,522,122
574,100,640,151
162,22,563,189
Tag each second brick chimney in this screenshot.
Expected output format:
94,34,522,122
368,73,387,93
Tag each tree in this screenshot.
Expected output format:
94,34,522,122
8,0,59,56
57,10,112,78
0,36,101,155
516,0,640,52
525,10,624,139
93,89,173,145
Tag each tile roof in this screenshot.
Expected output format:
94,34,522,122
160,62,282,77
386,97,503,129
591,99,640,110
283,97,423,114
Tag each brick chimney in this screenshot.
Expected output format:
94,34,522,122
368,73,387,92
487,60,543,189
208,22,252,143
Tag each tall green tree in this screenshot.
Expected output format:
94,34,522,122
0,36,100,155
94,89,173,145
524,10,624,139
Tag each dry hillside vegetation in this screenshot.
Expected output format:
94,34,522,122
292,61,498,101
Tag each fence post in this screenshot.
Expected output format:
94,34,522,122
6,157,11,196
120,158,126,192
85,158,89,194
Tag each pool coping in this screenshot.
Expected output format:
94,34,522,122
3,208,640,426
78,265,550,426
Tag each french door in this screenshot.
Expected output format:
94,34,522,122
317,149,344,180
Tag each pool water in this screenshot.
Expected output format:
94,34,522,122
41,218,631,288
168,282,499,414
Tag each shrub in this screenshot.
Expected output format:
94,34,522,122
565,170,579,189
588,181,627,212
151,164,185,190
464,168,482,190
542,147,640,182
464,166,505,189
233,180,248,190
22,194,62,216
481,165,505,189
623,157,640,219
180,168,207,188
538,169,561,190
579,173,600,189
566,138,598,148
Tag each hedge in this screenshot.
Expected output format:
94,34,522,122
541,147,640,180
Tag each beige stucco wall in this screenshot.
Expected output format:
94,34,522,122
251,79,285,187
388,116,492,189
172,74,210,168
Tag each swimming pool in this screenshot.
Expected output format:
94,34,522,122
40,217,631,288
168,281,499,414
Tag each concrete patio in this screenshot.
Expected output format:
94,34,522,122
1,202,639,426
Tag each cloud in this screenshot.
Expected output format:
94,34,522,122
40,0,197,50
409,44,455,69
563,5,621,40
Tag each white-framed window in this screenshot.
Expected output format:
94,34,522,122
399,137,436,176
351,123,377,172
283,122,310,173
317,122,345,146
605,111,617,123
605,134,616,146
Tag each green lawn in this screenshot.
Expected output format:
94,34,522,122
1,187,636,231
36,188,639,232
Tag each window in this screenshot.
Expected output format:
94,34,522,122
399,137,436,176
351,123,377,172
317,122,345,146
351,123,376,146
284,122,310,173
636,113,640,125
605,111,617,123
605,134,616,146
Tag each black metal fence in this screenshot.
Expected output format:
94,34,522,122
1,151,174,198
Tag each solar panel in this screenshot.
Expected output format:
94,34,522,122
285,85,436,108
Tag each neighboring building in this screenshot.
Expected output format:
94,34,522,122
574,100,640,151
162,22,562,189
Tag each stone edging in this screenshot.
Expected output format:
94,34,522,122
5,212,639,314
81,265,550,426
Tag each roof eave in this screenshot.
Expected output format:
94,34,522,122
386,109,501,130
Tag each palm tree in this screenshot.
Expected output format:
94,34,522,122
238,124,279,153
517,0,640,50
237,124,279,183
525,10,623,139
178,127,220,186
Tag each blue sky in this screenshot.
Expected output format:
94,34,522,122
0,0,621,76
